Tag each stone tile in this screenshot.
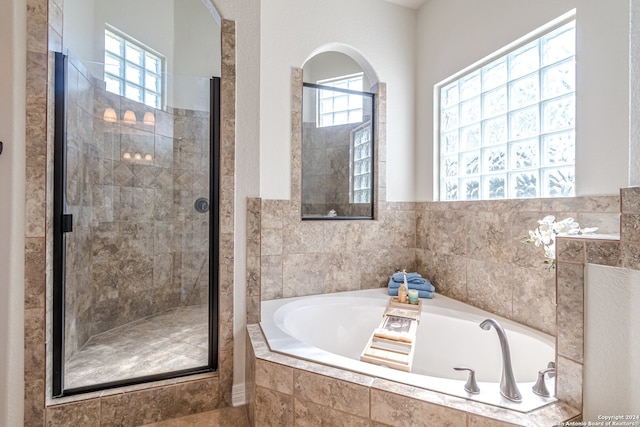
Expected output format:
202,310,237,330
64,306,208,390
26,0,48,54
141,406,249,427
556,238,585,264
465,259,513,319
45,399,100,427
585,240,621,266
370,389,466,427
283,253,326,297
556,263,584,363
415,209,430,250
25,237,46,309
293,398,370,426
25,379,45,427
556,356,583,411
100,386,176,427
323,251,362,293
468,415,522,427
25,165,46,238
255,386,294,426
247,255,261,296
543,195,620,214
220,176,235,234
24,308,45,383
621,213,640,242
418,251,466,301
322,221,350,253
261,201,285,230
218,349,234,407
172,378,220,419
293,371,369,418
622,242,640,270
576,212,620,235
512,268,556,335
467,212,514,263
283,218,324,254
261,255,283,300
261,228,284,256
621,186,640,213
426,210,468,257
256,360,294,394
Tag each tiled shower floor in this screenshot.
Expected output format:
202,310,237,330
65,305,209,390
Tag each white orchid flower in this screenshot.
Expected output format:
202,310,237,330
580,227,599,234
538,215,556,226
524,215,597,271
544,245,555,260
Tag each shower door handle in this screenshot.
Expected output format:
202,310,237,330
62,214,73,233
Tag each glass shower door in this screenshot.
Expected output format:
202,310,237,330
53,51,220,396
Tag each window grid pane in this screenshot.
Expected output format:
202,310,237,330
316,74,364,128
104,29,164,109
439,20,575,200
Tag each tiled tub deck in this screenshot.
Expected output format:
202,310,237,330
246,324,580,427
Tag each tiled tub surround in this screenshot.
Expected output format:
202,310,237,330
244,63,632,421
246,324,580,427
63,55,211,364
25,0,237,422
247,191,640,422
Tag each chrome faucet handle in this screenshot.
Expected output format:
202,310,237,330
532,367,556,397
453,367,480,394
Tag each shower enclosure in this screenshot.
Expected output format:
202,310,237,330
52,0,221,396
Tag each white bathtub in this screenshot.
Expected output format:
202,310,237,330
260,288,557,413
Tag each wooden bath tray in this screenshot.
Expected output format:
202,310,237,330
359,298,422,372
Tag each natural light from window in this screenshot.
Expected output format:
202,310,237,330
437,19,576,201
104,28,164,109
317,73,364,127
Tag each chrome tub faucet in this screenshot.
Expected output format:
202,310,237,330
479,318,522,402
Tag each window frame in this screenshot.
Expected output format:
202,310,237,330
104,25,166,109
433,10,577,201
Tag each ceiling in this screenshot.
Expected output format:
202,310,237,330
383,0,427,10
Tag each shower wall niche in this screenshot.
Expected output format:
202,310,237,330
62,56,211,361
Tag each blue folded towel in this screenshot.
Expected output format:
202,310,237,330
388,287,433,299
391,272,424,284
387,278,435,292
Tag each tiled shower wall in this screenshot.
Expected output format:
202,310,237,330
63,56,211,361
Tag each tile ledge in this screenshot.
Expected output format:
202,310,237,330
45,372,219,407
557,233,620,241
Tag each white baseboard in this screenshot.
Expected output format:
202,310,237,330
232,383,246,406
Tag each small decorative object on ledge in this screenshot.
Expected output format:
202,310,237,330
522,215,598,270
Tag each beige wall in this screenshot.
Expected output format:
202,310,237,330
0,0,26,424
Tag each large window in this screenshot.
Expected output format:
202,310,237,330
104,27,164,109
437,19,576,201
317,73,364,127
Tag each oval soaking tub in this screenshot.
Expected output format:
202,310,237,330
260,288,556,413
